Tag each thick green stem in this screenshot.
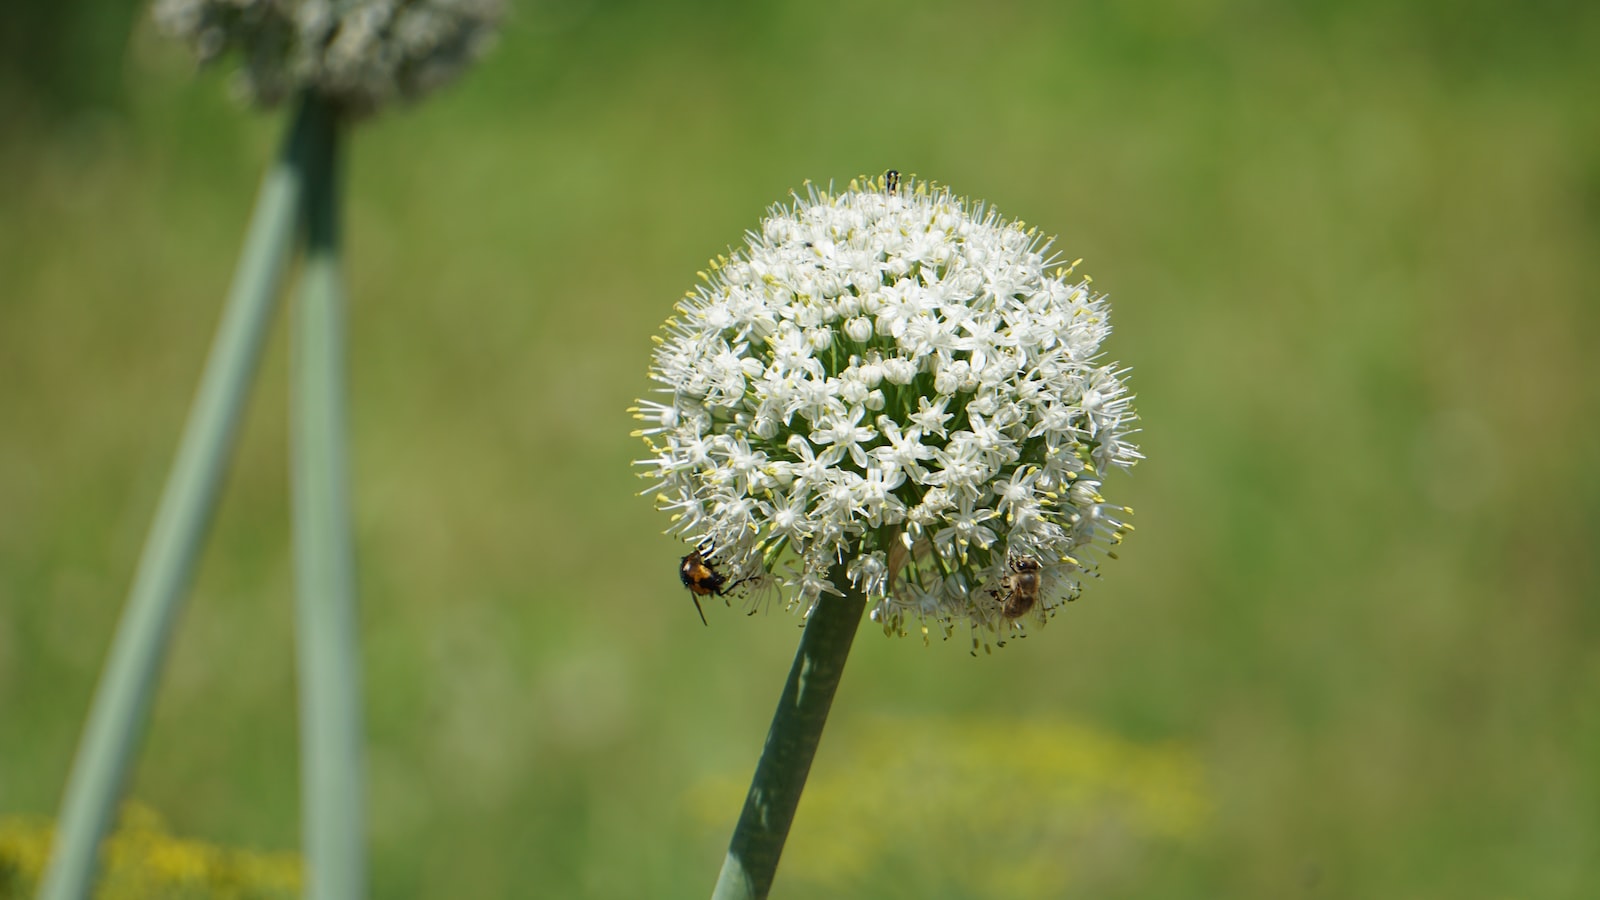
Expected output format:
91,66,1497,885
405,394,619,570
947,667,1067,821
711,564,866,900
35,97,316,900
290,94,367,900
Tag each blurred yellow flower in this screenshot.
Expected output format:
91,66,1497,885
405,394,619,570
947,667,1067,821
0,804,298,900
688,716,1208,896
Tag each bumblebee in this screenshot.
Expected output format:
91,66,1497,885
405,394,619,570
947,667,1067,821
680,549,742,626
884,169,900,194
995,556,1042,619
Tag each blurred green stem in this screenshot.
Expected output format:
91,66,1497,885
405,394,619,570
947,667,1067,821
290,93,367,900
36,96,316,900
711,564,866,900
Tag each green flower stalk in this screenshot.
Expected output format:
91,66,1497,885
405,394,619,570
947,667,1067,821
40,6,503,898
710,562,866,900
289,95,365,900
634,174,1142,898
36,96,315,900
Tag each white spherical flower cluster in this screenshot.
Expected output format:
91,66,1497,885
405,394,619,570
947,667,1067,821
153,0,503,115
634,175,1140,643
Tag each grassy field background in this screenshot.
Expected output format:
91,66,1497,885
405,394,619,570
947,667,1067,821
2,2,1598,897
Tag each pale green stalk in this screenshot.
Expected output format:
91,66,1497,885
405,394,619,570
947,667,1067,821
36,96,316,900
711,565,867,900
290,94,367,900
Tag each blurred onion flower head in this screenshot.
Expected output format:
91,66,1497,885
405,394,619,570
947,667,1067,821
153,0,504,114
635,175,1141,642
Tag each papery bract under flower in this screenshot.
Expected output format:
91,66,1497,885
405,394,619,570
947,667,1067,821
634,175,1140,645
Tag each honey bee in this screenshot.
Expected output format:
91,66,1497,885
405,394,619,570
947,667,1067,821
884,169,900,194
995,556,1042,619
679,549,744,626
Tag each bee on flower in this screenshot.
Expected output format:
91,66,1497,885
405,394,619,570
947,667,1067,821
680,547,763,626
633,172,1140,645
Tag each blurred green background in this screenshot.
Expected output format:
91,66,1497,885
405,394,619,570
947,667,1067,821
3,1,1598,897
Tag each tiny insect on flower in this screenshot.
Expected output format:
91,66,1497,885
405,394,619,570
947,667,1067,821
679,549,748,626
994,556,1043,619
